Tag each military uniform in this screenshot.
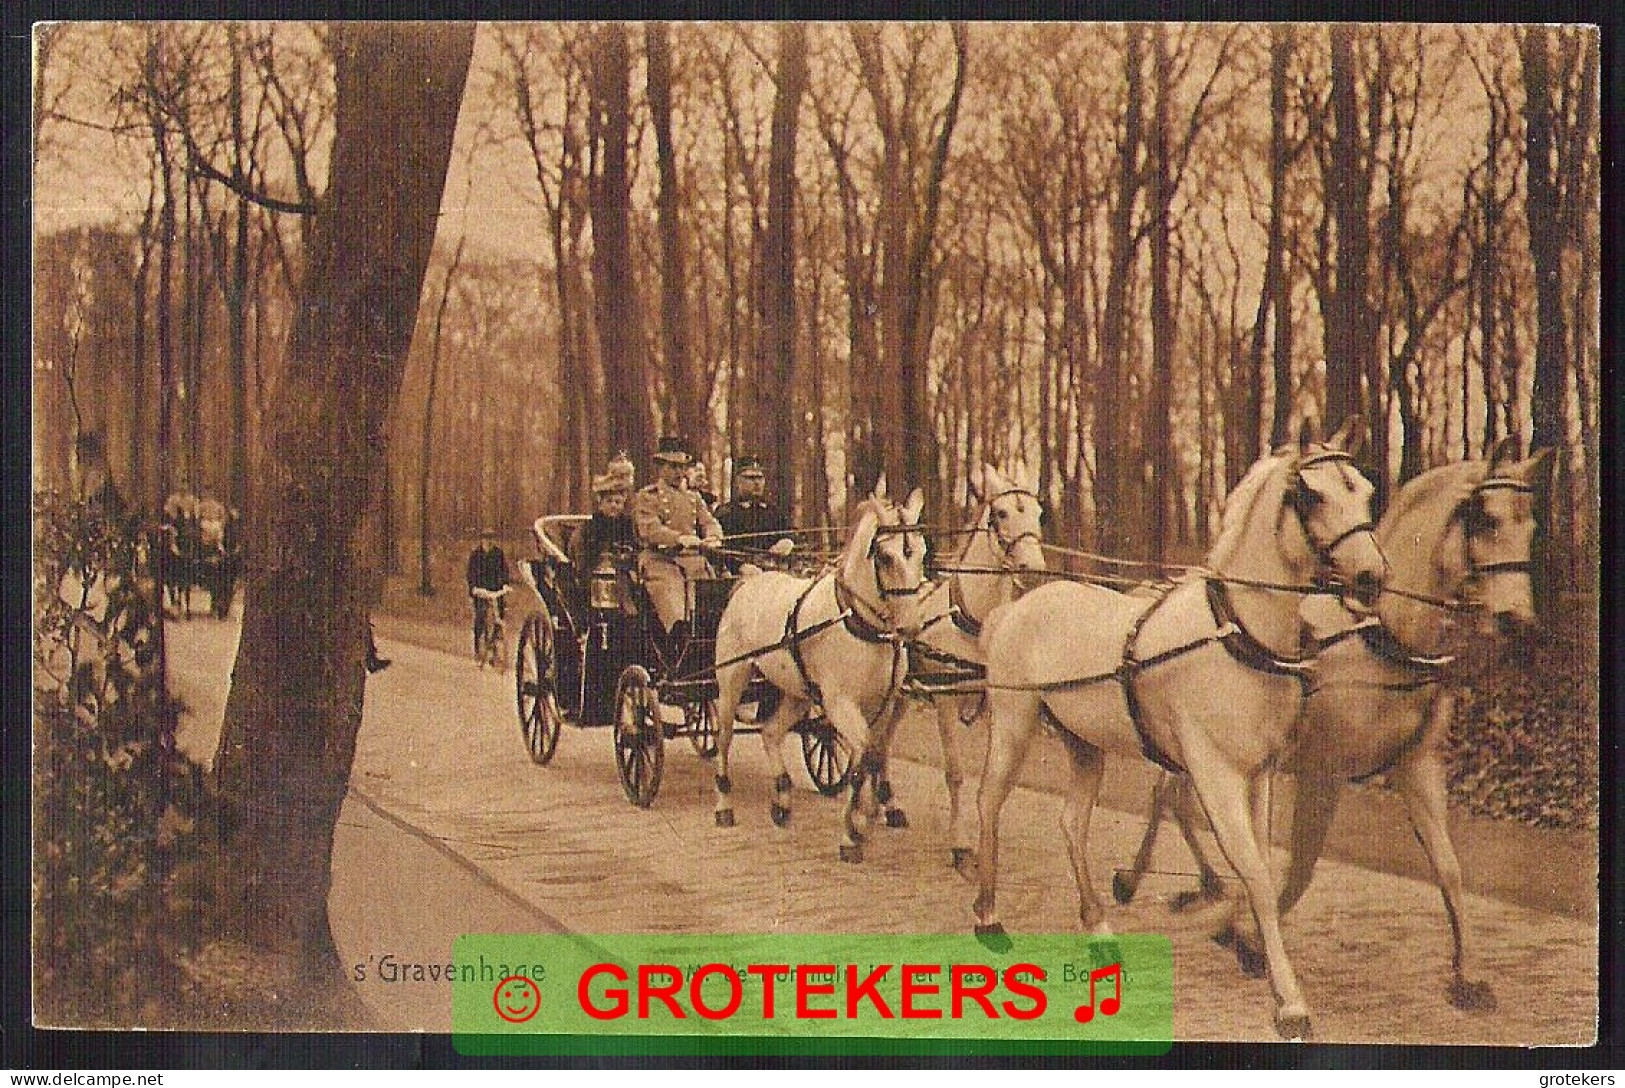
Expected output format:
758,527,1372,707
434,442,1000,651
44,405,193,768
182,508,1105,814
631,479,723,631
715,495,790,573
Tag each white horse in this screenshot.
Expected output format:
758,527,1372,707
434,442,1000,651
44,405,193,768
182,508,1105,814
1114,436,1549,1014
973,419,1385,1040
872,463,1046,868
710,478,938,861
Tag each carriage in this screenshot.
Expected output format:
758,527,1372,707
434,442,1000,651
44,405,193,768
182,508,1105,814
512,514,853,808
159,493,241,620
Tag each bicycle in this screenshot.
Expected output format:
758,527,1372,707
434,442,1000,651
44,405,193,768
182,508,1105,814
472,585,512,671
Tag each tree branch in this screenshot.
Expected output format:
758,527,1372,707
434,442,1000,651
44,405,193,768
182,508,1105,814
187,147,315,215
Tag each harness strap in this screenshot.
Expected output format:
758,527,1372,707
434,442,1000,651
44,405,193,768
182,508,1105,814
834,577,894,644
786,577,826,705
948,575,983,638
1204,578,1315,678
1306,620,1450,698
1118,587,1184,774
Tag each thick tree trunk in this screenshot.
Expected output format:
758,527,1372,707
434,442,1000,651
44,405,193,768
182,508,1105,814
1325,25,1374,437
588,25,652,463
1266,25,1295,447
1519,26,1569,614
1094,25,1145,557
213,23,473,999
758,25,808,506
646,24,704,453
1147,25,1175,560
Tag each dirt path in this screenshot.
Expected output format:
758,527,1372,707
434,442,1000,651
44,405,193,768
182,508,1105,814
165,612,1597,1043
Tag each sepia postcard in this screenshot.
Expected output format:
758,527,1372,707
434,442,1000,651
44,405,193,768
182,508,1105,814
30,20,1599,1049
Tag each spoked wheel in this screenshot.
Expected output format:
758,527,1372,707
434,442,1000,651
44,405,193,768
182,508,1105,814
614,666,665,808
800,714,852,797
515,613,562,765
686,699,719,759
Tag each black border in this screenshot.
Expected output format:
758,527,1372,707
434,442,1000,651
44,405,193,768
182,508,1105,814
5,0,1619,1071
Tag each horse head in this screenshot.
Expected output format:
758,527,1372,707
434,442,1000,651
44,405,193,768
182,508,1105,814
846,481,933,639
1282,415,1386,613
969,463,1047,583
1453,437,1550,638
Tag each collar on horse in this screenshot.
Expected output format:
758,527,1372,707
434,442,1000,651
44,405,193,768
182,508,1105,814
1112,578,1314,775
1307,619,1452,702
834,575,896,644
784,572,907,726
948,573,984,637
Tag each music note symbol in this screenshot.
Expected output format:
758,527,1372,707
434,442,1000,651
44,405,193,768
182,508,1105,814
1074,962,1122,1023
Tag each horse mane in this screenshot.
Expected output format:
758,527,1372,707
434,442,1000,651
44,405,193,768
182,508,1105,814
1376,460,1488,586
1207,451,1292,569
1379,460,1484,540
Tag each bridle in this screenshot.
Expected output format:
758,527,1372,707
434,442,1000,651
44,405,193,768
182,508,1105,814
1283,449,1377,587
835,512,934,635
1461,478,1535,580
943,488,1044,634
981,488,1043,567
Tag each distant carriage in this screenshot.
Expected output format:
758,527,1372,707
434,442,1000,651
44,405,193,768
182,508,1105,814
513,514,850,808
159,493,241,620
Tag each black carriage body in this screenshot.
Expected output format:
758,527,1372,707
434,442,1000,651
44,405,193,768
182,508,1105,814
516,519,851,805
529,555,651,727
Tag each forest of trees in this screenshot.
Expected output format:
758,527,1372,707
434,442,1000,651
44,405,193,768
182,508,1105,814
34,22,1600,590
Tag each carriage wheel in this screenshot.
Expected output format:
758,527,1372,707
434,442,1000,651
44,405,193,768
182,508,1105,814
686,699,719,759
515,614,562,765
614,666,664,808
800,716,852,797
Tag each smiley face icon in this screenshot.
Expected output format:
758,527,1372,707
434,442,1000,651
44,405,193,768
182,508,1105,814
493,975,541,1023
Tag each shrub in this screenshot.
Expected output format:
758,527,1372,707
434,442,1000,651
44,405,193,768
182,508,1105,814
33,488,219,1026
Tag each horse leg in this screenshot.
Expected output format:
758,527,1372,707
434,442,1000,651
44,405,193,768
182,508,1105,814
710,660,748,827
972,690,1042,949
1114,771,1174,905
939,697,975,872
1170,775,1229,910
1055,730,1111,935
760,692,810,829
1391,692,1496,1013
1224,769,1277,980
1277,768,1339,917
828,695,880,863
1184,751,1312,1040
870,695,908,829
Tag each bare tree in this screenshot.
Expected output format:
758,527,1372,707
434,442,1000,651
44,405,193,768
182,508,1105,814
850,23,969,503
587,24,654,464
1322,25,1379,447
213,22,473,1004
756,24,809,508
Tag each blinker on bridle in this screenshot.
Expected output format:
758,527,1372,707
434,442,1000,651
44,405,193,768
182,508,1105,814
869,520,930,599
1462,478,1535,580
1289,450,1376,570
984,488,1042,563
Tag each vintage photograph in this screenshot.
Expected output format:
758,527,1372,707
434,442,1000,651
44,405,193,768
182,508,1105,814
31,21,1599,1045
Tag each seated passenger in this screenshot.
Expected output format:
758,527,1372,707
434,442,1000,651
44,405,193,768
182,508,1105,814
631,436,722,635
715,454,794,574
573,473,638,614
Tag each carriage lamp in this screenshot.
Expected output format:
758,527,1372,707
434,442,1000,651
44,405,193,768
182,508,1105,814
589,564,621,611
